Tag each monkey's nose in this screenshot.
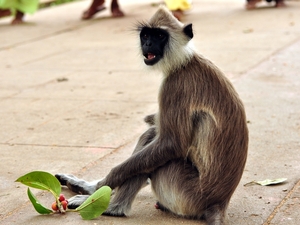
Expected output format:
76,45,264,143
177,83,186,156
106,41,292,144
146,41,152,47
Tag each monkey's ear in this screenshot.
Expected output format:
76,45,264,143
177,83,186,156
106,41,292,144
183,23,193,39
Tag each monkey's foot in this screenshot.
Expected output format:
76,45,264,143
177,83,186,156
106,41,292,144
102,203,126,217
82,5,106,20
67,195,90,209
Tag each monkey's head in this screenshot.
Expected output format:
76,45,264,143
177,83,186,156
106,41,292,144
137,6,195,73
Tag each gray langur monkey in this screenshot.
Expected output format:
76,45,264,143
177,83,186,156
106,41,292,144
56,6,248,225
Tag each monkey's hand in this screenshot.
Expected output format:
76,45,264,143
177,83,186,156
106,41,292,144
55,174,98,195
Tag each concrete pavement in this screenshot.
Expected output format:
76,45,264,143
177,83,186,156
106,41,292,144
0,0,300,224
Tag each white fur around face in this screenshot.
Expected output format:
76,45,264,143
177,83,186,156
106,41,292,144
155,35,195,75
137,5,195,75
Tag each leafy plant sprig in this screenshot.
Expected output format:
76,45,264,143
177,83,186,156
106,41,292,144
16,171,111,219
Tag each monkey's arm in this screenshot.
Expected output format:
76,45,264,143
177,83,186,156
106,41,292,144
100,79,194,189
98,137,182,189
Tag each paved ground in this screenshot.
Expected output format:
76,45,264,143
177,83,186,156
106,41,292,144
0,0,300,224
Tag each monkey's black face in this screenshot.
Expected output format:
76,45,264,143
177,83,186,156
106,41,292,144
140,27,169,66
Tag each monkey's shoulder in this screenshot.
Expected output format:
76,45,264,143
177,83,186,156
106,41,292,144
173,54,226,81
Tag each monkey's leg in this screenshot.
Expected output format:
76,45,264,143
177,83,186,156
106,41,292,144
62,177,149,211
56,126,156,209
103,127,156,216
144,114,156,126
103,174,148,216
151,160,227,225
203,205,227,225
151,159,200,217
132,126,156,154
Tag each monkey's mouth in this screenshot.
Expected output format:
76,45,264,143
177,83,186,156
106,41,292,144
143,53,160,65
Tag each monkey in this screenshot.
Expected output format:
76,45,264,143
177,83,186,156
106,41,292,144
55,6,248,225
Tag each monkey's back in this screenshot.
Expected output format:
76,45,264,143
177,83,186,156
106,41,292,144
161,53,249,211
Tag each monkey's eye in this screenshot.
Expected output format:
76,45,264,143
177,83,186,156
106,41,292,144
141,33,148,39
158,33,165,39
141,34,149,41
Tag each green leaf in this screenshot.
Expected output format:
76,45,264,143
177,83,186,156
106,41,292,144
16,171,61,197
76,186,111,220
27,188,53,214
